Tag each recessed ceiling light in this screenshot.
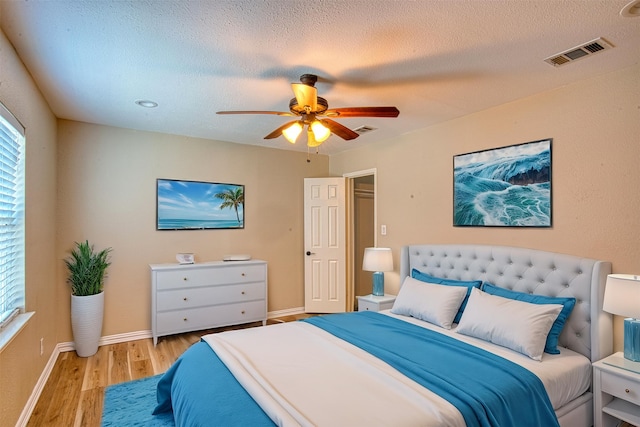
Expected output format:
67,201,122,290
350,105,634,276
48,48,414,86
621,0,640,17
135,100,158,108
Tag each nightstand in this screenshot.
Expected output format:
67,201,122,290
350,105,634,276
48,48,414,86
593,352,640,427
356,294,396,312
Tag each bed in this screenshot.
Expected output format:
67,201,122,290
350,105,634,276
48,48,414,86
153,244,613,426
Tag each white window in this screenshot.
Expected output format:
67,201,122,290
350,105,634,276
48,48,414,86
0,101,25,334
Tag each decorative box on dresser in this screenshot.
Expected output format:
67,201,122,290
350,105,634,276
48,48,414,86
150,260,267,345
593,352,640,427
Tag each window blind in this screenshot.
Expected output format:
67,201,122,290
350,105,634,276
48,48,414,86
0,102,25,329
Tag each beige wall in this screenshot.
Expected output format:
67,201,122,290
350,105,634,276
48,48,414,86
56,121,329,341
3,16,639,424
331,63,640,351
0,30,58,425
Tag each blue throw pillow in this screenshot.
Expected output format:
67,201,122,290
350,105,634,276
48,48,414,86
482,282,576,355
411,269,482,323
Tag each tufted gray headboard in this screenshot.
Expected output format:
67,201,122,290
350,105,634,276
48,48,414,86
400,244,613,362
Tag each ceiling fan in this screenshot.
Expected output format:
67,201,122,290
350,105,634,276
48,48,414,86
216,74,400,148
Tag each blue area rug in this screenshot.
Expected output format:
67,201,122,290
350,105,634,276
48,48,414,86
102,374,174,426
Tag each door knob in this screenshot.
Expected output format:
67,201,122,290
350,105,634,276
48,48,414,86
306,251,315,256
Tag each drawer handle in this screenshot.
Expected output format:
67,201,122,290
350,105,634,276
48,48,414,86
626,388,631,394
183,318,188,322
241,273,245,276
183,297,187,301
241,291,245,295
241,310,245,314
183,277,188,281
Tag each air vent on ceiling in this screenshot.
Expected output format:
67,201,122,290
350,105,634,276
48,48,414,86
353,125,378,135
544,37,614,67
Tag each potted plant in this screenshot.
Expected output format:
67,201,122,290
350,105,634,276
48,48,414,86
65,240,112,357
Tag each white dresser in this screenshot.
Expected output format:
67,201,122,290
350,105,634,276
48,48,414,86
150,260,267,345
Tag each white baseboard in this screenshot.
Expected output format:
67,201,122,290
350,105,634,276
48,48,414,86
267,307,305,318
16,342,62,427
56,307,305,352
99,330,153,345
57,330,154,353
18,309,304,425
19,330,151,425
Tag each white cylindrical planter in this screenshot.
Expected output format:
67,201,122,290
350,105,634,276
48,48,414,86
71,292,104,357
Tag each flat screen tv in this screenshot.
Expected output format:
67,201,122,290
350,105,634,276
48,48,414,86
156,179,244,230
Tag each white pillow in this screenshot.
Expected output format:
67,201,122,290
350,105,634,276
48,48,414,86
391,276,467,329
456,288,562,361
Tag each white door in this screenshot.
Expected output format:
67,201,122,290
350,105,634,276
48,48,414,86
304,177,346,313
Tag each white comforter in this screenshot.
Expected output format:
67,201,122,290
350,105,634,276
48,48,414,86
202,312,591,427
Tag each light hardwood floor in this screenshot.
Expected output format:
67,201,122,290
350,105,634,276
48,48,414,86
27,315,312,426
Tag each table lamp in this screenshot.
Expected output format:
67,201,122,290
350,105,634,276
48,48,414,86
362,247,393,296
603,274,640,361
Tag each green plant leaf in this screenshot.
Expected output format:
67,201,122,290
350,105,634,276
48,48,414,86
65,240,112,296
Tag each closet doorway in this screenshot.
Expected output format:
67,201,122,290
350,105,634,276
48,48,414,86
345,169,376,311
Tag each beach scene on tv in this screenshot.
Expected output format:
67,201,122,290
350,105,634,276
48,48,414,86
157,179,244,230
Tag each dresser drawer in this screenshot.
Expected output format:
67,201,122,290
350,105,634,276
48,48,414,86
155,264,265,290
150,260,268,345
601,369,640,406
156,282,265,311
156,300,266,335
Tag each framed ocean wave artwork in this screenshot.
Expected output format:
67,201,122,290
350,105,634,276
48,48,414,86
453,139,552,227
156,179,244,230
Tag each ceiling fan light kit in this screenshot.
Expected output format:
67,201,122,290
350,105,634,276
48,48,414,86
306,128,323,148
283,121,302,144
216,74,400,150
311,121,330,142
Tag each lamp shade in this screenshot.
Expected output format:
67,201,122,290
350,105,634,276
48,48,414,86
282,121,302,144
306,128,322,147
311,120,330,142
603,274,640,318
362,248,393,272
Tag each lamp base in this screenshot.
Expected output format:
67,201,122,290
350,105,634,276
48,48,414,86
624,318,640,362
372,272,384,296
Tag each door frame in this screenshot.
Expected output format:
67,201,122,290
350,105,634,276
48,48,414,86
343,168,377,311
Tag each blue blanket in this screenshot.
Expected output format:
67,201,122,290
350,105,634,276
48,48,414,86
303,311,559,427
154,312,559,426
153,340,274,426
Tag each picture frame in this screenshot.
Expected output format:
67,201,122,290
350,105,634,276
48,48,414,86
453,138,552,227
156,179,244,230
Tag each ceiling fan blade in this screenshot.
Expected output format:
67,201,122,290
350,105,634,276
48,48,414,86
324,107,399,118
217,110,295,116
264,120,300,139
291,83,317,111
321,119,360,140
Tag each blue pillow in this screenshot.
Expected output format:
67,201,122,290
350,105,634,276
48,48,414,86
411,269,482,323
482,282,576,355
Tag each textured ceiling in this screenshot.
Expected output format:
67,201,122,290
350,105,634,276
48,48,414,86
1,0,639,155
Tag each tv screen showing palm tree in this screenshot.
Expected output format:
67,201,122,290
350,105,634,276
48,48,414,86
156,179,244,230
